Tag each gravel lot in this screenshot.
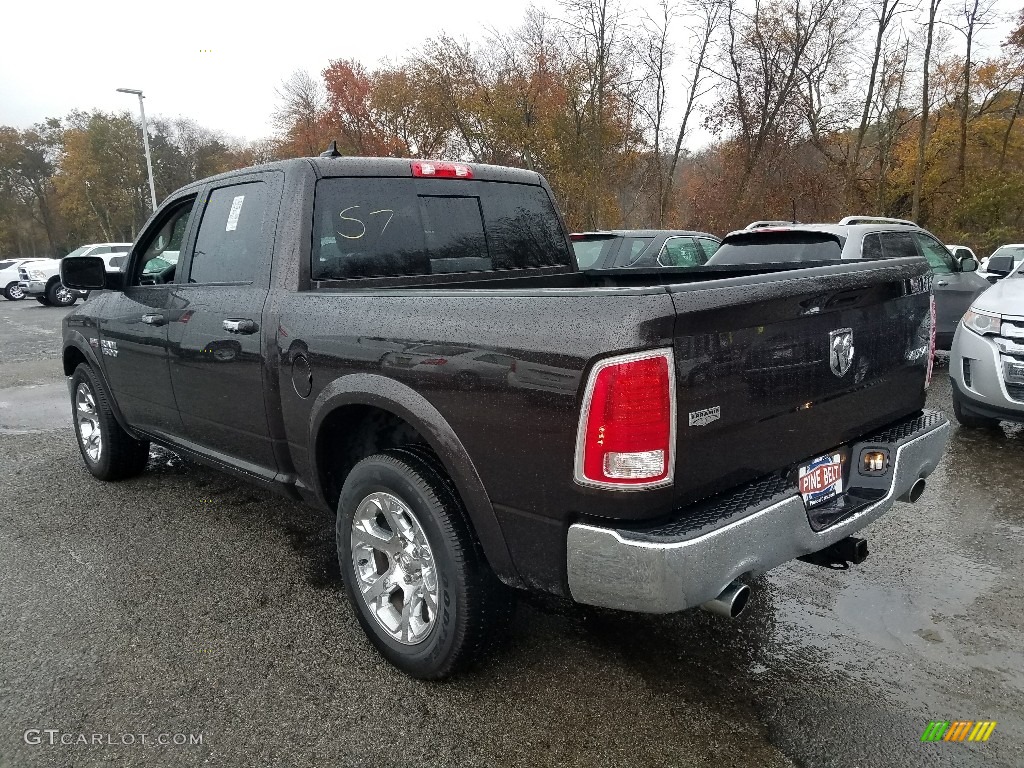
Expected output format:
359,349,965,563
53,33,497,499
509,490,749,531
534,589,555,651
1,297,1022,767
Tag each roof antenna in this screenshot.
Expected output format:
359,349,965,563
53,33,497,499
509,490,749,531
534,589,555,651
319,140,342,158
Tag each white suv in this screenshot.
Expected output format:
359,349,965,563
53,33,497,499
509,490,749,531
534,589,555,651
950,259,1024,427
18,243,131,307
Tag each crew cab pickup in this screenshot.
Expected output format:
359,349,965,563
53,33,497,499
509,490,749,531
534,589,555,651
60,157,950,679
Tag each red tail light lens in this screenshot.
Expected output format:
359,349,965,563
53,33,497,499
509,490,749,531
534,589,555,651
411,161,473,179
925,294,936,389
574,350,675,489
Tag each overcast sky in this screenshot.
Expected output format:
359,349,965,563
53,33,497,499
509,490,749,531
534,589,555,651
0,0,545,140
0,0,1019,144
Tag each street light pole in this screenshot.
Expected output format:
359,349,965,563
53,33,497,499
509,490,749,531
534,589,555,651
116,88,157,212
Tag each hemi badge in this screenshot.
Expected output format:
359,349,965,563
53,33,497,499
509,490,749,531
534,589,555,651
689,406,721,427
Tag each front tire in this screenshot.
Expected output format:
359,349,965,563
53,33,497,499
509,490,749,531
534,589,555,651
952,389,1000,428
337,448,511,679
36,296,51,305
70,364,150,480
47,281,77,307
3,282,24,300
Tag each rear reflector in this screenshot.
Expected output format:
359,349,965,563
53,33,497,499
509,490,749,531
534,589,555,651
574,349,675,489
411,161,473,179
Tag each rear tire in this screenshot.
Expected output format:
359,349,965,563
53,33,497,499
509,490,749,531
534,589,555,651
952,389,1000,428
70,363,150,480
337,447,512,679
47,281,77,307
3,282,24,300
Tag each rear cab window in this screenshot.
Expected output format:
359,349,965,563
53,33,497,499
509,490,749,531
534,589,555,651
312,179,572,282
709,231,845,264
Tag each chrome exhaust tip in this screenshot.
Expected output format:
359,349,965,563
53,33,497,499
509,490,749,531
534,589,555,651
899,477,927,503
701,582,751,619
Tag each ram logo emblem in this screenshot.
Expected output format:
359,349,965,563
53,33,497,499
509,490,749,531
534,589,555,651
829,328,854,378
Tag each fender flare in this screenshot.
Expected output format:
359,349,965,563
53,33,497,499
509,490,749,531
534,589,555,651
308,372,521,586
63,334,140,439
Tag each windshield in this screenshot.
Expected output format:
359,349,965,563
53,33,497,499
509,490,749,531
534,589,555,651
708,232,845,264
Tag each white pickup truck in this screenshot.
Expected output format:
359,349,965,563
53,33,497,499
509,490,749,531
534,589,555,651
19,243,131,306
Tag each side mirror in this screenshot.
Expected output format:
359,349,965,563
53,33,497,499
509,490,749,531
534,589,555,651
61,256,107,291
960,257,978,272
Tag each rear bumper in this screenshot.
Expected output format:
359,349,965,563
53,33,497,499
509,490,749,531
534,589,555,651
566,410,950,613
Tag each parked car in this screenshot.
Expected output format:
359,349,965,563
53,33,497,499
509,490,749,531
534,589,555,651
60,157,948,679
571,230,720,270
1,259,31,300
947,244,977,263
707,216,990,350
950,258,1024,427
19,243,131,306
978,244,1024,283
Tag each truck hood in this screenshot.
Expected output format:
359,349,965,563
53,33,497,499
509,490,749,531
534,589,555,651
18,259,58,270
971,275,1024,318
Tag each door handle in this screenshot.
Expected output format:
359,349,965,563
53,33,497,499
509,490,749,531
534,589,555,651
223,319,258,334
141,313,166,326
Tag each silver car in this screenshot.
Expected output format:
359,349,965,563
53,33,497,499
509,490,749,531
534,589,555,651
949,259,1024,427
708,216,992,350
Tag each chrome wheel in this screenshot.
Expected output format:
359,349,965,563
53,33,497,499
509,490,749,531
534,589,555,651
7,284,24,300
55,285,73,304
350,491,439,645
75,382,102,462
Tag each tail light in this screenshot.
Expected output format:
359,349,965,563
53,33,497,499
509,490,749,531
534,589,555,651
574,349,675,489
925,294,936,389
411,161,472,179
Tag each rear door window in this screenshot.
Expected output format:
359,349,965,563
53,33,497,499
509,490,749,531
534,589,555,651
709,232,844,264
610,237,654,267
862,233,883,260
696,237,720,259
189,181,270,284
877,232,919,261
313,178,571,281
658,237,703,267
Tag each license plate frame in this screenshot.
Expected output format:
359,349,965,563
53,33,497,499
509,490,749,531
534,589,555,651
798,452,845,509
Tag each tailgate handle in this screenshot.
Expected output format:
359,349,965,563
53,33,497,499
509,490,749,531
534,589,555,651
141,313,165,326
223,319,257,334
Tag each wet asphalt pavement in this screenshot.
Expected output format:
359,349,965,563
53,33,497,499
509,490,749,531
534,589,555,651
0,297,1022,768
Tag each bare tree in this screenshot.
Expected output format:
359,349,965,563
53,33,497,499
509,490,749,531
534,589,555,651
714,0,850,202
950,0,998,186
847,0,909,207
273,70,328,157
655,0,724,224
912,0,941,223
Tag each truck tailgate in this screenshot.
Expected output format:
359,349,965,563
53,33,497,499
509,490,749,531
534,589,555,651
667,259,932,506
